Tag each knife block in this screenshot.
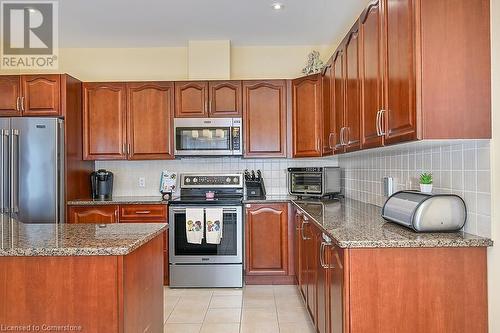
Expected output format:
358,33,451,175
245,179,266,199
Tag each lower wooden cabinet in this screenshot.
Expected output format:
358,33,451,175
244,203,295,284
67,203,170,285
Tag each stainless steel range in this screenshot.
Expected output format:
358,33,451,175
169,173,244,288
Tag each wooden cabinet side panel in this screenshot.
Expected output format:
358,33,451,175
419,0,491,139
243,80,287,157
348,247,487,333
0,256,119,332
0,75,21,116
245,204,289,275
123,234,164,333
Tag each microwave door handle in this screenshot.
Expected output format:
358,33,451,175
229,127,234,152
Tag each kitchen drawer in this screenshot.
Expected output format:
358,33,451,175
119,204,167,222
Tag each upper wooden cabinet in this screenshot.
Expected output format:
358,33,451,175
0,76,21,116
0,74,62,117
243,80,287,158
292,74,323,158
245,203,290,281
208,81,242,117
127,82,174,160
174,81,209,117
343,26,362,153
360,0,384,149
21,75,61,116
83,83,127,160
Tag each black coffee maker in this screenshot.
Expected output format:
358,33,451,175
90,169,114,200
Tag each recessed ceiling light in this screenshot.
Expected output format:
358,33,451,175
271,2,284,10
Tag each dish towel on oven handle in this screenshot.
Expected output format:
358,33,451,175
205,208,223,244
186,208,204,244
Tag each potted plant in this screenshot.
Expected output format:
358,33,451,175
419,172,433,193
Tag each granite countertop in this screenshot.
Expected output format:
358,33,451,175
292,198,493,249
0,214,167,256
67,196,166,205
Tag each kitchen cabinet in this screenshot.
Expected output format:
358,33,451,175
83,83,127,160
174,81,209,117
244,203,294,284
83,81,174,161
292,74,323,157
68,205,119,224
0,74,61,117
0,76,21,116
322,58,334,155
68,203,169,285
343,25,362,153
360,0,384,149
208,81,242,117
243,80,287,158
127,82,174,160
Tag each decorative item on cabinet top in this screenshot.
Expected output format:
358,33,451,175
302,50,324,75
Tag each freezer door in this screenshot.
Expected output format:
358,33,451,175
11,118,61,223
0,118,10,214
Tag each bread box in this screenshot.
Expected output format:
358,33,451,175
381,191,467,232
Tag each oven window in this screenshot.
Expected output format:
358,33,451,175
176,127,231,151
291,173,322,193
174,212,238,256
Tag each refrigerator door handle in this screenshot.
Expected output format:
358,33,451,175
1,129,8,214
10,129,19,214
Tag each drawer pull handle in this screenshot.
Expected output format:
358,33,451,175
135,210,152,214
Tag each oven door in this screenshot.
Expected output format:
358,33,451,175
169,205,243,264
174,118,242,156
289,171,323,196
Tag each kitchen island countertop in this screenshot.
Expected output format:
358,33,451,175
0,214,167,256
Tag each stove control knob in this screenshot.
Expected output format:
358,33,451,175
185,178,191,183
233,177,239,183
193,178,198,183
226,177,231,183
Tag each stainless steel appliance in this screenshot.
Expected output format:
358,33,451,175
169,173,244,288
0,118,64,224
382,191,467,232
288,167,341,198
174,118,242,156
90,169,113,200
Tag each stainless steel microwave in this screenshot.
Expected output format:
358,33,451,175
288,167,341,197
174,118,242,156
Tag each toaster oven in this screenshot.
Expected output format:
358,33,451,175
287,167,341,197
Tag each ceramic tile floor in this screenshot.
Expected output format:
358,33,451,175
164,285,315,333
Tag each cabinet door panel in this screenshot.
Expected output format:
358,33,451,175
292,75,322,157
332,50,345,154
127,82,174,160
0,76,21,116
243,80,286,157
322,59,334,155
68,205,119,224
83,83,127,160
175,81,208,117
119,204,167,222
22,75,61,116
245,204,288,275
209,81,242,117
361,0,384,149
384,0,417,144
344,27,362,152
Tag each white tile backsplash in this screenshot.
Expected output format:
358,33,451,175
96,157,338,197
339,140,492,237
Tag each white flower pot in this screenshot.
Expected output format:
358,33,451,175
420,184,433,193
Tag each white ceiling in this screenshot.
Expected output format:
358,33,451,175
59,0,368,48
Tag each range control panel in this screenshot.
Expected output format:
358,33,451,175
181,174,243,188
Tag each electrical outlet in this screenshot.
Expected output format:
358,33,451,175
138,177,146,188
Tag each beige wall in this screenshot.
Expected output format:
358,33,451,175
489,0,500,331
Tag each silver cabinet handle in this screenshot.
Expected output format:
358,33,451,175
342,127,349,146
205,100,208,114
135,210,151,214
316,138,320,152
20,97,25,111
320,242,326,268
328,133,335,149
15,97,20,111
301,217,310,240
127,143,131,155
376,110,381,136
114,209,118,221
379,109,386,136
339,128,344,146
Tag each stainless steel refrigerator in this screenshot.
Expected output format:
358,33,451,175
0,118,64,224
